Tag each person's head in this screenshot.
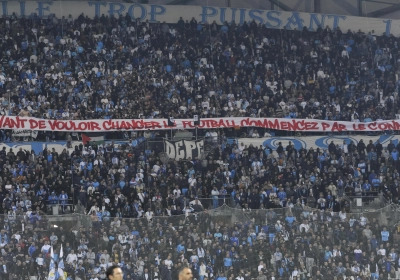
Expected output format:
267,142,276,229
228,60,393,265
106,265,123,280
178,267,193,280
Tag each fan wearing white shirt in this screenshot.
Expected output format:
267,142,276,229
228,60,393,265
165,206,172,216
377,245,386,257
238,143,245,154
299,220,310,233
310,49,318,58
62,110,69,118
201,101,210,109
152,162,161,173
12,233,21,242
164,255,173,270
351,263,360,274
87,203,99,215
145,208,154,221
291,267,299,279
99,259,108,270
36,254,44,266
137,207,144,218
93,157,103,166
41,241,51,254
117,167,125,176
118,233,128,245
66,250,78,264
173,186,181,197
0,238,7,248
188,175,196,187
235,274,244,280
317,69,325,78
79,160,87,171
184,206,194,217
252,160,262,170
258,261,265,271
359,215,368,227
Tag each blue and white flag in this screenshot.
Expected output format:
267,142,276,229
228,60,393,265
59,244,64,269
49,245,55,270
48,245,65,280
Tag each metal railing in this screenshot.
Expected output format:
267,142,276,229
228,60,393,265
11,202,400,231
344,192,386,212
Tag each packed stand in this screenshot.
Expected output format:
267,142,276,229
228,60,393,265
1,131,400,279
0,13,399,140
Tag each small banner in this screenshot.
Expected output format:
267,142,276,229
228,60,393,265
165,139,204,160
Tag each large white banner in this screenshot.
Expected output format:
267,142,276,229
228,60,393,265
1,116,400,132
1,2,398,35
2,135,400,159
240,135,400,151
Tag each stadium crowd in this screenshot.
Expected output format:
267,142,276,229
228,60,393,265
0,8,399,280
0,8,400,140
2,134,400,280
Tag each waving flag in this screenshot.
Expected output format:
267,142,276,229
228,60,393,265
48,245,65,280
59,244,64,258
49,245,55,270
59,244,64,269
81,133,105,145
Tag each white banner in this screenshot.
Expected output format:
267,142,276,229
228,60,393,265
0,140,132,156
165,139,204,160
12,129,38,138
1,134,399,158
0,2,398,35
240,135,400,151
1,116,400,132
